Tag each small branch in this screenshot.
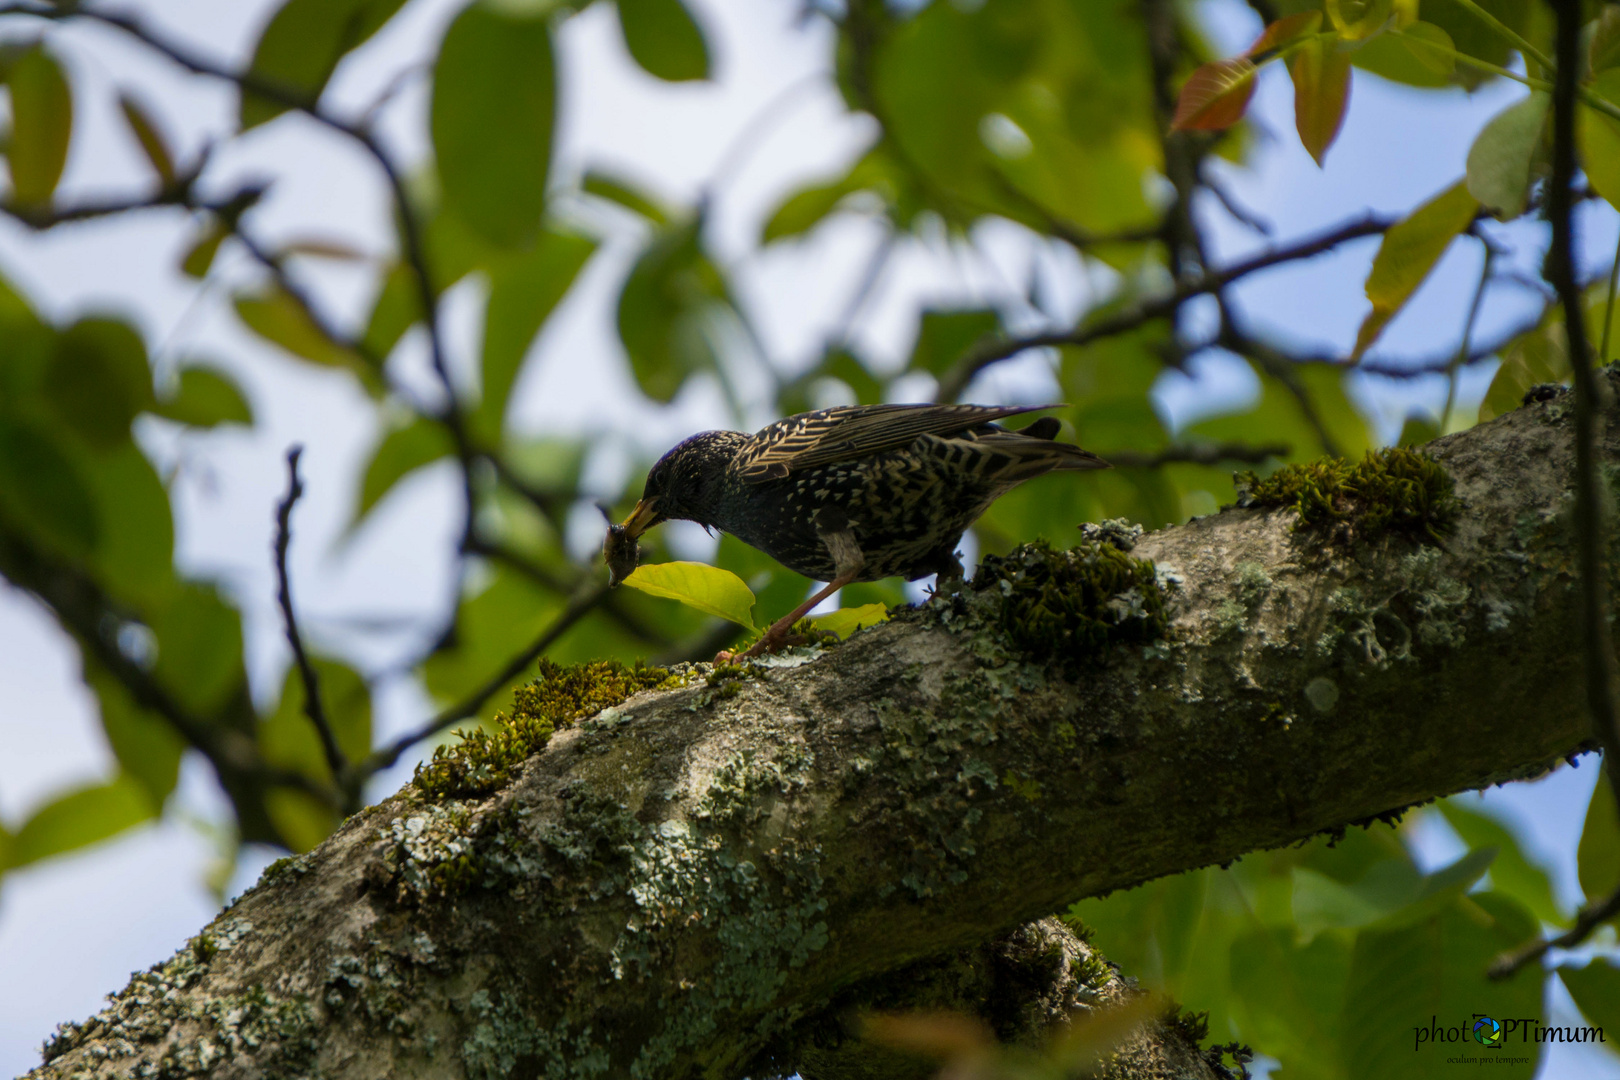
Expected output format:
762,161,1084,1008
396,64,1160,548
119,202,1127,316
1488,883,1620,979
1106,442,1291,468
1201,165,1273,236
359,580,613,775
933,213,1395,402
273,446,349,792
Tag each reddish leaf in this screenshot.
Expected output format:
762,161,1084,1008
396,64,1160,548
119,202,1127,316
1172,59,1258,132
1247,11,1324,58
1288,36,1352,166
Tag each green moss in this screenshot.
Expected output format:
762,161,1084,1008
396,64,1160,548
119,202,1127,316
1236,447,1457,544
414,659,671,800
967,539,1169,669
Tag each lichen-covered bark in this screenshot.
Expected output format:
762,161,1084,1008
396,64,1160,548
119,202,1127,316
28,381,1607,1080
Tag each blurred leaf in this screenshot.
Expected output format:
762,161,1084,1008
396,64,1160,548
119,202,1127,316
235,287,372,386
824,347,884,405
1592,5,1620,74
1288,35,1352,165
153,365,254,428
353,414,455,529
1558,959,1620,1035
616,0,709,82
117,93,175,186
86,443,175,605
1580,71,1620,213
1422,0,1525,89
6,45,72,206
1294,848,1494,940
277,237,369,262
87,664,183,808
1327,0,1397,41
240,0,408,129
44,318,154,451
616,216,731,403
431,2,555,247
423,565,565,717
362,262,420,360
1577,769,1620,905
0,418,99,558
474,229,596,443
1396,414,1440,447
1228,927,1349,1078
1437,798,1564,926
761,177,857,244
1466,92,1547,219
622,561,756,629
810,603,889,640
1247,12,1324,56
1352,181,1478,360
181,222,227,279
1341,892,1541,1080
1172,58,1257,131
1480,313,1570,422
1352,23,1456,88
149,582,246,716
908,308,1000,377
6,774,153,870
582,170,671,224
261,656,372,781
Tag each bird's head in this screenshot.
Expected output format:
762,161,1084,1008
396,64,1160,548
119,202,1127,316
619,430,748,540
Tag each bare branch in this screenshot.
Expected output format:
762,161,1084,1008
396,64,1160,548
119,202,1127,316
1489,880,1620,979
273,446,349,793
1106,442,1290,468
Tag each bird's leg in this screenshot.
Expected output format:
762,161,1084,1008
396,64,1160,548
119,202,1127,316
720,508,865,662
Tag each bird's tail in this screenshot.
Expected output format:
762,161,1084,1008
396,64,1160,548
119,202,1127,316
976,428,1111,478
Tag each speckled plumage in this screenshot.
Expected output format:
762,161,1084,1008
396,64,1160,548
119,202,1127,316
631,403,1109,583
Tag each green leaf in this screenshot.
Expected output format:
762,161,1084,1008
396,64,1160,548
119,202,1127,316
5,45,73,206
908,308,1000,377
1559,959,1620,1035
1287,34,1353,166
824,347,884,405
181,222,228,279
761,178,855,244
1579,71,1620,213
474,229,596,443
615,217,731,403
0,418,99,557
431,2,555,248
1352,180,1479,360
1577,768,1620,905
1592,5,1620,74
810,603,889,640
1479,307,1571,421
149,582,246,716
616,0,710,82
622,561,756,629
1228,927,1349,1077
353,415,456,529
1465,92,1547,219
6,774,154,870
1352,22,1456,88
87,664,183,808
44,318,154,452
240,0,409,129
361,262,421,360
582,170,671,224
86,443,175,605
1436,798,1563,926
117,93,175,186
259,657,372,848
1293,848,1495,940
235,287,371,385
153,365,254,428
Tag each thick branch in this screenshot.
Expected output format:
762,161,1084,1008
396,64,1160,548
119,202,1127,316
28,382,1609,1080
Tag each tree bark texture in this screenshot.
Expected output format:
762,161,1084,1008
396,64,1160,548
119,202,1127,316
29,379,1607,1080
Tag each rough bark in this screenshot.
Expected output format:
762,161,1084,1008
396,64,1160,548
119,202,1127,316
28,379,1607,1080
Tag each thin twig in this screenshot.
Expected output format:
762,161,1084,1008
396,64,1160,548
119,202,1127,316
359,580,613,775
1440,239,1494,433
1201,165,1273,236
273,446,349,788
1106,442,1291,468
933,213,1397,402
1489,882,1620,979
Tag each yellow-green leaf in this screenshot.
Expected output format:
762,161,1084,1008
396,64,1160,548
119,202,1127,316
1352,180,1478,360
240,0,408,129
1465,92,1547,219
117,93,175,186
7,774,153,870
153,365,254,428
1592,5,1620,74
1395,22,1457,76
1328,0,1395,42
234,287,364,373
1171,59,1257,132
1577,769,1620,904
1287,35,1352,166
6,45,73,206
352,414,455,529
622,561,756,629
1246,12,1324,58
616,0,710,83
182,222,227,279
1580,71,1620,212
811,603,889,640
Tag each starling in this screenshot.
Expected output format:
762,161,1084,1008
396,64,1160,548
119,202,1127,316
611,403,1109,656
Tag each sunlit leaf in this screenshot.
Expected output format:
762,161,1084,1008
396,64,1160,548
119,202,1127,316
1479,307,1570,421
1287,35,1352,166
1559,960,1620,1035
1247,12,1324,57
1327,0,1396,42
6,775,153,870
1576,769,1620,905
1352,22,1456,88
1397,22,1459,75
1465,92,1547,219
1593,5,1620,74
431,2,555,247
616,0,709,82
810,603,889,640
152,365,254,428
5,45,72,206
117,93,175,186
1579,72,1620,212
622,561,756,629
1352,180,1478,360
352,414,455,529
240,0,409,129
1171,59,1257,132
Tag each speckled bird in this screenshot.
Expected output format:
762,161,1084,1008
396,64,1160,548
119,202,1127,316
612,403,1110,655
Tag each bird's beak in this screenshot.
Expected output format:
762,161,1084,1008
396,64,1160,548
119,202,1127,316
620,497,663,539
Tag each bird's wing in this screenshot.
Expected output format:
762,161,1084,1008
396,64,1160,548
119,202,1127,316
736,403,1058,482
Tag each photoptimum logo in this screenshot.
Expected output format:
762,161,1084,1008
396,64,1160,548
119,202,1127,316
1413,1013,1607,1052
